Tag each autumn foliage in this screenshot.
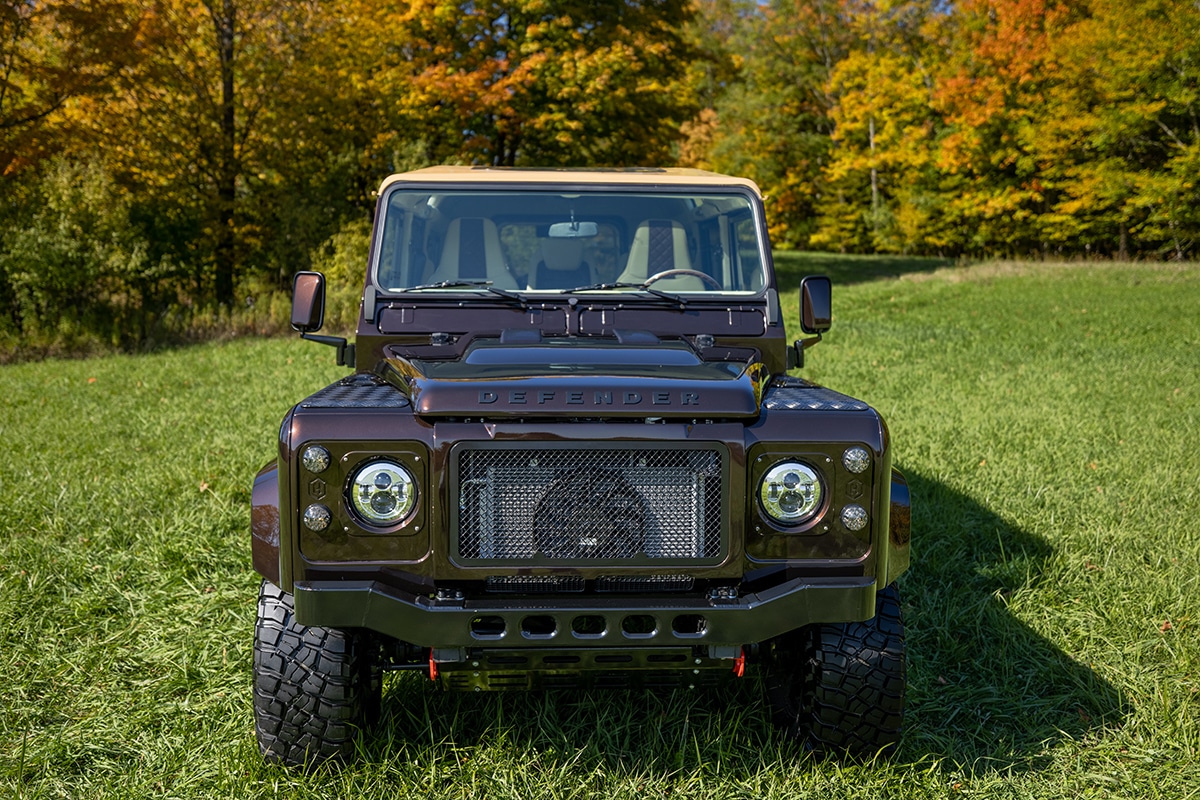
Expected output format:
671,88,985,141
1,0,1196,356
691,0,1200,258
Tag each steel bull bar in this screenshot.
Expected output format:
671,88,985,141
293,575,878,649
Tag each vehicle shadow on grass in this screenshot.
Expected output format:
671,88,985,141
361,468,1125,779
895,469,1127,773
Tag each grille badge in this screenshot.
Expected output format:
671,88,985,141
533,469,648,559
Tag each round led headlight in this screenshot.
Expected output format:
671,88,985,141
842,446,870,474
840,504,868,532
349,460,416,526
302,444,331,474
759,461,824,525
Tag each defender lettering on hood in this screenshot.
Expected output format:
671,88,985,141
378,339,767,418
476,389,701,406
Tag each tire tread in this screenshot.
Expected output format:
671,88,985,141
252,580,377,766
767,584,906,757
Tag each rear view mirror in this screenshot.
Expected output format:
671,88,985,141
291,271,326,332
799,275,832,334
548,221,599,238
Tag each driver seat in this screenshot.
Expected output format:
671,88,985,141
616,218,706,291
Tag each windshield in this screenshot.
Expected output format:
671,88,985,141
373,188,767,294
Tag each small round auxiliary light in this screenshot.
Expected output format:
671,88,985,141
840,504,868,532
302,445,331,474
303,504,332,532
842,446,870,474
758,461,824,525
350,460,416,526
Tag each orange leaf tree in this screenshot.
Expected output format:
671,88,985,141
930,0,1077,255
364,0,697,167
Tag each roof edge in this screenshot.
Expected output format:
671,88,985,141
377,166,762,197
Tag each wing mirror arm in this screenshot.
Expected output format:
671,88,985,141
788,333,822,370
301,333,356,368
291,270,355,368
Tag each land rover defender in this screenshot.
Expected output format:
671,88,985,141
250,167,910,765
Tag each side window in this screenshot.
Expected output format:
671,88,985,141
376,205,406,289
406,216,426,286
733,214,764,291
697,219,723,284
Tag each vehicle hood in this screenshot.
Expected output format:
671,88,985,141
380,339,768,419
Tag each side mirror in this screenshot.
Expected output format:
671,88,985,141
799,275,832,334
291,271,326,332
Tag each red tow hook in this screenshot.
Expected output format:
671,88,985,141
732,647,746,677
428,650,439,681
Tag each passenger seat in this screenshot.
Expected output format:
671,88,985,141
425,218,518,290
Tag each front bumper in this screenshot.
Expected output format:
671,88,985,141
293,575,877,648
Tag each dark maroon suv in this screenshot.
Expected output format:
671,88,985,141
250,167,910,766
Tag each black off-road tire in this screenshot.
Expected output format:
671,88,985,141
766,584,906,757
253,580,381,767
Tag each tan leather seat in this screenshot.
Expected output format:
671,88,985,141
426,218,518,289
616,219,706,291
527,237,591,290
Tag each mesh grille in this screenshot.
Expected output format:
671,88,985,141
457,447,723,563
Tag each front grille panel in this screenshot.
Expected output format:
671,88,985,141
456,446,724,563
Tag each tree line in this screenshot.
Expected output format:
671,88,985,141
1,0,1197,357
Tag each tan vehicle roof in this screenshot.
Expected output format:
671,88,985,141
378,166,762,197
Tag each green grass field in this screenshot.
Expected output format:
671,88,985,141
2,258,1198,798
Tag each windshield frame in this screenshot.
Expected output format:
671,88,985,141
368,180,772,299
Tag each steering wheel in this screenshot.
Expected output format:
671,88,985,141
642,269,723,290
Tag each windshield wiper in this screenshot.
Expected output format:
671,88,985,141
403,279,525,307
404,279,493,291
563,281,687,308
562,281,641,293
484,285,528,307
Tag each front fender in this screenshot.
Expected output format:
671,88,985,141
887,467,911,585
251,462,280,585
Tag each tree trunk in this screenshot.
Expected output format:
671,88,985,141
868,115,879,234
211,0,237,307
